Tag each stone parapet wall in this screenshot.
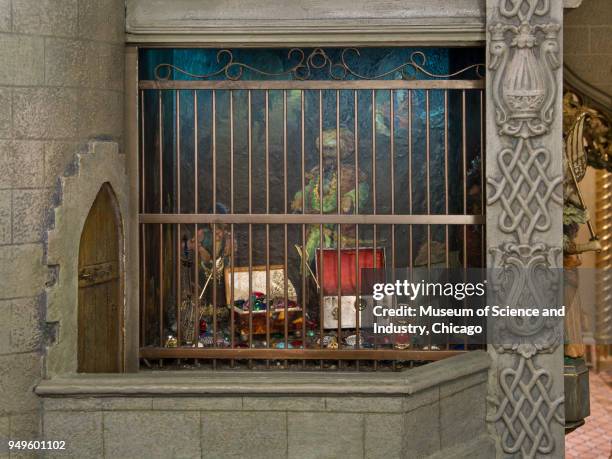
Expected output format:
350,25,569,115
36,351,492,458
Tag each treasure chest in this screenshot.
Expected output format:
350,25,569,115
225,265,302,335
316,248,385,329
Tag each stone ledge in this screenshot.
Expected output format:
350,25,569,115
35,350,489,397
126,0,486,45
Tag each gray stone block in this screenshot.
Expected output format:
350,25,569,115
13,88,78,140
243,396,324,412
0,353,41,415
565,54,612,86
8,297,42,354
104,411,201,459
0,0,10,33
44,141,78,187
0,244,45,298
10,141,45,189
402,387,439,413
0,415,8,455
44,38,86,88
153,396,241,411
44,411,102,458
288,412,363,459
81,43,124,92
564,26,590,54
0,35,44,86
201,411,287,459
365,414,403,459
78,0,125,43
590,26,612,55
428,434,495,459
0,89,10,140
565,0,612,26
439,370,486,399
402,402,440,458
12,0,77,36
0,142,9,189
9,413,40,439
439,383,486,450
43,398,102,412
0,190,10,245
0,299,10,354
12,189,47,244
77,89,123,141
45,40,124,92
101,397,153,411
326,396,403,413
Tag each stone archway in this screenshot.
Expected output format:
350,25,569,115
45,141,135,376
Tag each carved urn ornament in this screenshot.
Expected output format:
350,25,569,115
490,3,560,139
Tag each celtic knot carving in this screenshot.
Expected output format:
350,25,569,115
489,243,563,358
487,138,563,244
488,356,564,457
487,0,564,456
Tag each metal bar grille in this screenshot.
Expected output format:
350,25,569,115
139,77,485,368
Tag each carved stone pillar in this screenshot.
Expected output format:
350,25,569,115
485,1,565,457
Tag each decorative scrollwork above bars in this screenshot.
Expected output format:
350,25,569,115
154,48,485,81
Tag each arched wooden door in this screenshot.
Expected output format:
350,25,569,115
78,183,123,372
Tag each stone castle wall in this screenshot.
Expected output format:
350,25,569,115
565,0,612,97
0,0,124,444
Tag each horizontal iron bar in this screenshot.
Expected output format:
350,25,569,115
139,213,484,225
140,347,465,361
139,80,484,90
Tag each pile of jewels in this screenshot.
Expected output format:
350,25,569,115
168,291,433,351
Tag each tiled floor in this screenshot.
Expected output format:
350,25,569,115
566,369,612,459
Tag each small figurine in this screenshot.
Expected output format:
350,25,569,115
165,335,177,348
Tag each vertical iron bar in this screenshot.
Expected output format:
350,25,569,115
426,90,431,268
229,90,235,364
193,90,199,352
140,90,146,346
390,89,396,361
462,89,468,268
444,90,449,267
426,90,432,350
354,90,360,366
408,90,413,355
480,90,485,268
194,91,199,214
158,90,164,349
336,89,341,363
301,90,306,367
248,90,253,366
265,90,271,366
462,89,468,351
212,90,218,369
284,90,289,359
372,89,377,370
444,90,450,351
319,90,324,368
176,91,182,345
408,90,413,271
141,224,146,347
140,90,145,212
